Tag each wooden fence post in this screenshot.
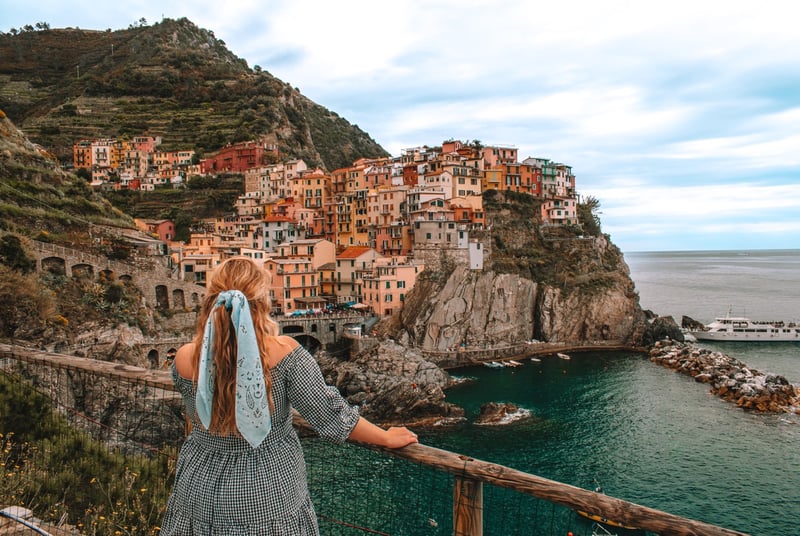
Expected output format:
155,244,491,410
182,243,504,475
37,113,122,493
454,476,483,536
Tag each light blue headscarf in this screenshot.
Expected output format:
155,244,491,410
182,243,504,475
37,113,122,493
196,290,272,448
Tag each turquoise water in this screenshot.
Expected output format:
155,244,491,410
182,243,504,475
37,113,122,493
431,352,800,536
309,250,800,535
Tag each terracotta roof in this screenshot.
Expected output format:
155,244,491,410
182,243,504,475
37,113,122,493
337,246,374,259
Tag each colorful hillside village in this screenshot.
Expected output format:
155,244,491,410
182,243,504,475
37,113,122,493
74,137,578,318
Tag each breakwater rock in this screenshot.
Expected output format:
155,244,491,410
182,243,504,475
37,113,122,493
649,340,800,413
474,402,532,425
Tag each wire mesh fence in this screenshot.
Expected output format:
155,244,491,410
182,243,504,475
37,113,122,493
1,347,740,536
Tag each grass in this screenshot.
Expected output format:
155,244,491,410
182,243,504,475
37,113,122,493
0,372,176,535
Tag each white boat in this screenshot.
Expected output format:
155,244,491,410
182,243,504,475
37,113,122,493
506,360,523,367
483,361,505,369
557,352,571,360
689,315,800,341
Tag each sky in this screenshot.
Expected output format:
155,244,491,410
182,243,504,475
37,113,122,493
4,0,800,252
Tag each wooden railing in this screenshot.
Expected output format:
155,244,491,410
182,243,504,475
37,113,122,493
363,442,747,536
0,343,749,536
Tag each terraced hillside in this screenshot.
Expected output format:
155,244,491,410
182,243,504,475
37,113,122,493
0,18,388,170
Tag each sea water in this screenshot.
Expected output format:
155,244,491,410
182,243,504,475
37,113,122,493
311,250,800,536
625,249,800,382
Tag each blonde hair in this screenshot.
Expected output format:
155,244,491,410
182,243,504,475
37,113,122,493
192,257,279,435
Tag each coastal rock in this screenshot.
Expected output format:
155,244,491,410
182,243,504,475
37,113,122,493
391,257,650,355
644,315,684,343
317,339,464,426
474,402,530,425
394,266,537,351
681,316,706,330
649,340,800,413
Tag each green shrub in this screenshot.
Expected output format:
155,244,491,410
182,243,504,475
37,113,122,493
0,373,175,535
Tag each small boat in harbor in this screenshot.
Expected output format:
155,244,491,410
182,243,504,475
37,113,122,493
506,360,523,367
689,315,800,341
530,357,541,363
483,361,505,369
557,352,571,360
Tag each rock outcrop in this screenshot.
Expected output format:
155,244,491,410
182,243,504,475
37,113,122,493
389,248,652,354
681,315,706,330
317,339,465,426
643,314,684,343
649,339,800,413
474,402,531,425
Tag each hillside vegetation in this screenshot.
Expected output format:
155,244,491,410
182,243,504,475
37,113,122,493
0,18,388,170
0,110,132,243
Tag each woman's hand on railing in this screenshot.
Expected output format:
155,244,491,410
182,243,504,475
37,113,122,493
383,426,419,448
348,417,418,448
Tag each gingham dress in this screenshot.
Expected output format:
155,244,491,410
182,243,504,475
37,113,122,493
161,346,360,535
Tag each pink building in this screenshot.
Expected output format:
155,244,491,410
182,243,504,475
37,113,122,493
362,257,424,317
265,258,323,315
137,219,175,242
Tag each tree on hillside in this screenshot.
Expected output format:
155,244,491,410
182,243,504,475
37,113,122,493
577,195,603,236
0,266,57,338
0,235,36,274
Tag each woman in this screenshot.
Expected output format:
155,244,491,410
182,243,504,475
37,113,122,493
161,257,418,535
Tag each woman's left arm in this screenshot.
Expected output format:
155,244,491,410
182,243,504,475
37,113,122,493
347,417,418,448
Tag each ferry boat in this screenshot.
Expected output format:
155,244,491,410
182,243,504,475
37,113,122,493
689,315,800,341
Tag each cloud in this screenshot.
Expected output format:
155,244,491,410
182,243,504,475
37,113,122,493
4,0,800,251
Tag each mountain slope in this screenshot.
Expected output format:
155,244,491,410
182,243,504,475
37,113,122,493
0,109,132,244
0,18,388,170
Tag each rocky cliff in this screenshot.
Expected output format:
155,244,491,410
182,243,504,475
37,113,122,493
378,192,657,356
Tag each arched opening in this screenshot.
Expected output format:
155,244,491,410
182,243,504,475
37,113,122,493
164,347,178,369
41,256,66,276
155,285,169,310
147,349,159,369
281,325,305,335
71,263,94,279
119,274,133,282
172,288,186,310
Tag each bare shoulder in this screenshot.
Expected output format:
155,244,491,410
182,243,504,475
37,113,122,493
267,335,301,367
174,342,196,380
